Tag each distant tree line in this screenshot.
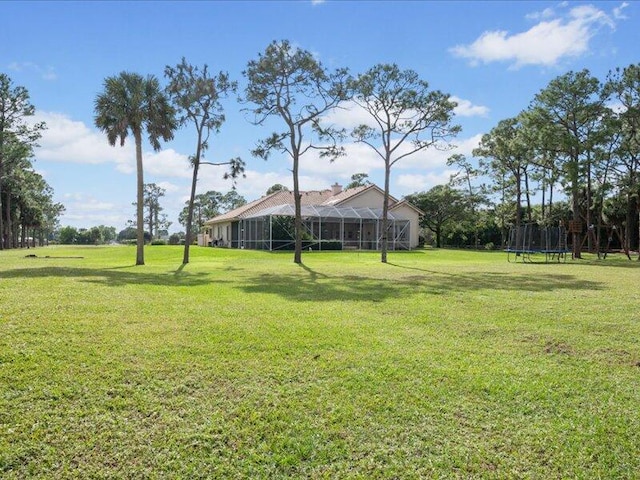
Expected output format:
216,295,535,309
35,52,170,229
406,65,640,259
57,225,117,245
0,74,63,249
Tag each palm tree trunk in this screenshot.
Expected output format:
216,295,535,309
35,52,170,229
134,129,145,266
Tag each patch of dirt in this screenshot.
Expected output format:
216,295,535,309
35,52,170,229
544,340,574,355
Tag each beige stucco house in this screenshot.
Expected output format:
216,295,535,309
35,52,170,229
201,183,423,251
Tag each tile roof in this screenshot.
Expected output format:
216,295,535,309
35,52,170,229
203,183,416,225
204,189,334,224
323,184,399,206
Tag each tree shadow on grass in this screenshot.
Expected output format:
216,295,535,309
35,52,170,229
1,261,606,302
232,262,605,303
0,266,213,287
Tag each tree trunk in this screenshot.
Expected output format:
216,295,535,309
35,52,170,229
514,172,523,250
292,151,302,264
637,207,640,261
524,170,532,222
0,190,4,250
381,162,391,263
586,155,593,252
148,203,154,240
134,129,145,266
0,172,3,250
571,185,582,259
183,157,200,265
548,176,554,225
541,170,546,223
4,188,12,249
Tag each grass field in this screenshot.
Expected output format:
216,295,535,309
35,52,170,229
1,245,639,478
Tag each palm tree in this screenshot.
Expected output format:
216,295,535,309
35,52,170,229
94,72,176,265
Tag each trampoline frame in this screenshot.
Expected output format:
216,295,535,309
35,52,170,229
505,224,570,263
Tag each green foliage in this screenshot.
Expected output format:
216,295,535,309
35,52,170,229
406,185,467,248
1,246,640,477
117,227,151,244
57,225,78,244
348,64,460,261
345,173,371,190
168,233,182,245
58,225,119,245
132,183,170,239
165,58,244,265
266,183,289,195
0,74,51,250
244,40,348,263
94,71,177,265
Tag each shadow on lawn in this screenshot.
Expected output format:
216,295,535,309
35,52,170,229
0,266,212,287
233,262,605,302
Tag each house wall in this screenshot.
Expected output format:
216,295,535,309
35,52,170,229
197,233,210,247
390,204,421,248
342,190,421,249
206,221,234,247
341,189,386,209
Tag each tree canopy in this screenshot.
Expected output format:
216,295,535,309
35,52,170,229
165,58,244,264
244,39,348,263
348,64,460,262
94,72,177,265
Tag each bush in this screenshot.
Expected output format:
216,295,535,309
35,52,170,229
151,239,166,246
168,234,181,245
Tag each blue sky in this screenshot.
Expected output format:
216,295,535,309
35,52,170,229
1,1,637,232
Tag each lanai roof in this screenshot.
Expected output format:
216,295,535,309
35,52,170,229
243,204,412,220
203,184,406,225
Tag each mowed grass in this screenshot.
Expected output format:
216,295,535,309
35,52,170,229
1,245,639,479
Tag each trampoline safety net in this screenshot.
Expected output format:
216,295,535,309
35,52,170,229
506,224,569,262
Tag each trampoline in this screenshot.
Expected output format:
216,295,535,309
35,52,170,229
506,224,569,263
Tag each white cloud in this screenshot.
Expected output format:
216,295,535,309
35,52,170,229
8,61,57,81
450,4,617,68
144,149,192,179
321,100,377,130
58,193,130,228
225,170,293,198
613,2,629,20
525,7,556,21
32,112,196,179
33,112,135,173
395,170,459,195
451,96,490,117
607,100,626,114
155,181,181,193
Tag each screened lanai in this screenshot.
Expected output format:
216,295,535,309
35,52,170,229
237,204,412,251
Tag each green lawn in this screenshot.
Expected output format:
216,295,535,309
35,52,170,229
1,245,639,478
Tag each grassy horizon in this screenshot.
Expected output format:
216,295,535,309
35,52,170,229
1,245,639,478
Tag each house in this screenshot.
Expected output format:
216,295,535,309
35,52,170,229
201,183,423,251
